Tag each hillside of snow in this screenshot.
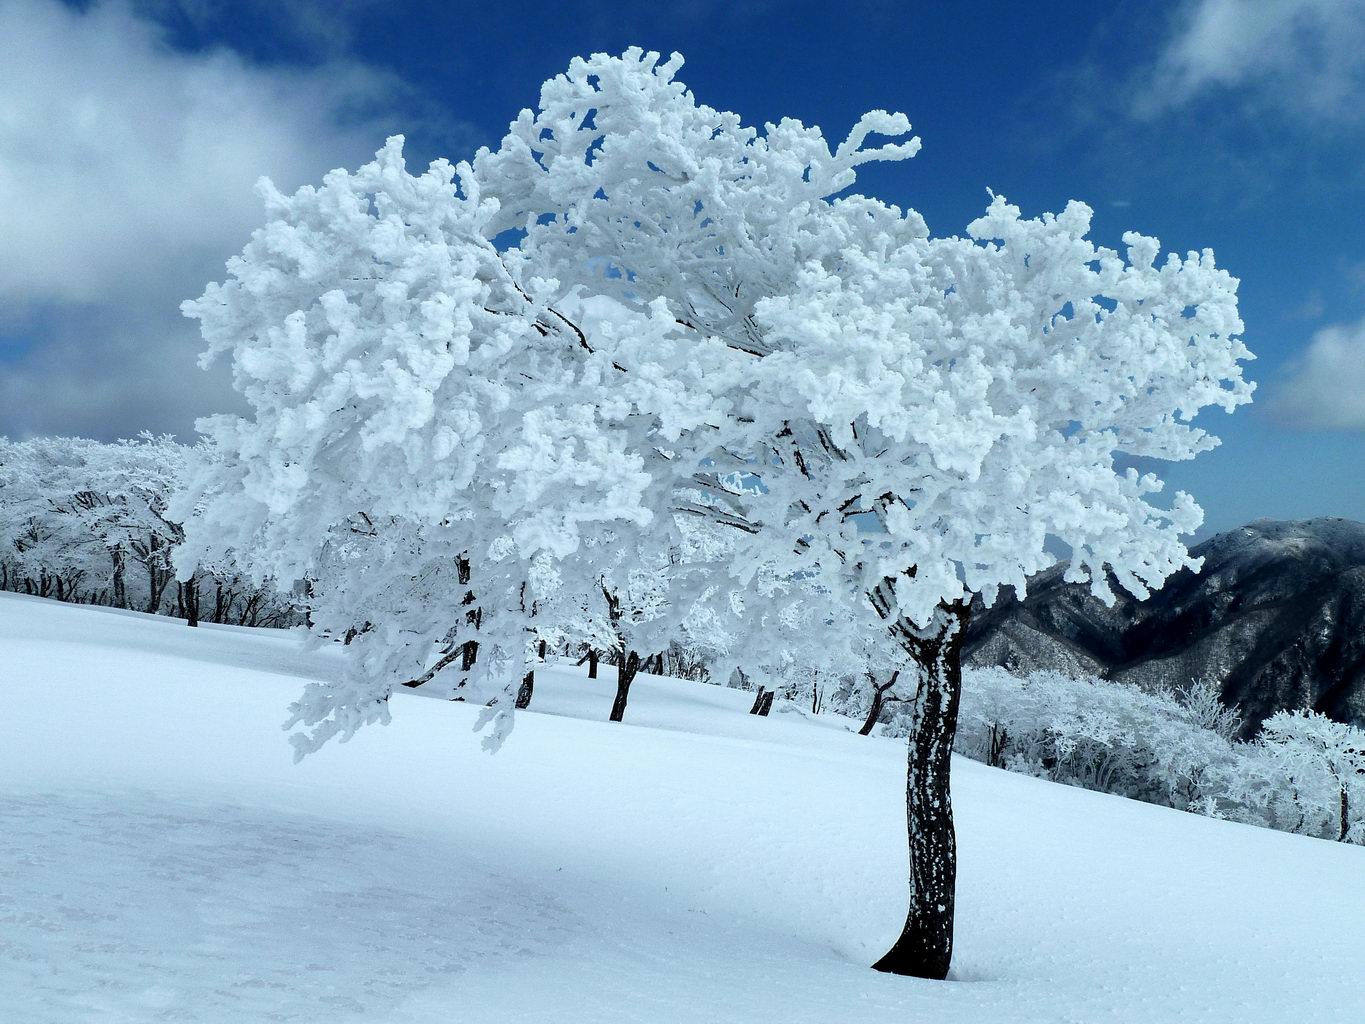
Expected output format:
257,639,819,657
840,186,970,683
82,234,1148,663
3,591,1363,1024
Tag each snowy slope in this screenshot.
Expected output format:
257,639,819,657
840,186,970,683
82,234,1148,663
2,592,1363,1024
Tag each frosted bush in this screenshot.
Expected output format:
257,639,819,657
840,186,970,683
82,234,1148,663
930,667,1365,844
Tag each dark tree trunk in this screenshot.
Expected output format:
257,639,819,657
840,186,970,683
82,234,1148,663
872,599,970,981
145,543,170,615
457,555,480,671
515,670,534,709
749,688,774,716
987,724,1009,767
111,549,127,609
610,650,641,722
538,639,547,661
1340,785,1350,843
859,688,885,736
184,575,200,627
461,640,479,670
588,649,599,679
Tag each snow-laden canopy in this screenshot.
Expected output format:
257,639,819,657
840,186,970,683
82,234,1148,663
177,47,1253,759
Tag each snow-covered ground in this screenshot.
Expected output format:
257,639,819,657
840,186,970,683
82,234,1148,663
2,592,1362,1024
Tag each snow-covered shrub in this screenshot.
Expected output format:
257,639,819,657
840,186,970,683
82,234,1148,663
938,667,1365,844
939,668,1238,807
1230,710,1365,843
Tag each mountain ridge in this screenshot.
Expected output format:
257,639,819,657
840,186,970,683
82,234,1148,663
965,517,1365,733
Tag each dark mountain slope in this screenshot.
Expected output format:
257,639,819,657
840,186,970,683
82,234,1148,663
966,518,1365,733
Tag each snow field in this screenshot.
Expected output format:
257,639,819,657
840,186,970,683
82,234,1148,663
2,591,1363,1023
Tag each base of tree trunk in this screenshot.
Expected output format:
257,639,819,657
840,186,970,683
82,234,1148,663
515,670,534,709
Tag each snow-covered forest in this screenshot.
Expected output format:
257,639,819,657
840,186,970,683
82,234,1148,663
0,434,297,625
4,14,1364,1023
6,434,1362,851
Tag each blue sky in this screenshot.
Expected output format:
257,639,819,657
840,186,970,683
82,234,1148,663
1,0,1363,536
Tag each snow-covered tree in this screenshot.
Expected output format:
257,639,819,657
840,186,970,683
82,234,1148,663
180,49,1252,978
0,434,188,610
0,437,108,601
92,435,188,614
1257,710,1365,843
471,49,1253,977
914,665,1364,846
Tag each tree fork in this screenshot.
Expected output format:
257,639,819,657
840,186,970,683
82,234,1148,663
859,670,900,737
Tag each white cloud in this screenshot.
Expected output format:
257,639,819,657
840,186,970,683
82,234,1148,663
0,0,405,439
1268,316,1365,431
1138,0,1365,121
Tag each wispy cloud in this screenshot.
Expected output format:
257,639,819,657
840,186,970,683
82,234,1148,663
1136,0,1365,124
1267,315,1365,431
1293,291,1328,321
0,0,409,439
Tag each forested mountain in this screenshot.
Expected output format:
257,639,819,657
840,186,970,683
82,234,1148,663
967,518,1365,733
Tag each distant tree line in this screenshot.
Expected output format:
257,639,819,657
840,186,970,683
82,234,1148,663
937,670,1365,845
0,434,298,628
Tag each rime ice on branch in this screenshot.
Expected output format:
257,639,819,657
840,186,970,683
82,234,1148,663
180,47,1253,978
